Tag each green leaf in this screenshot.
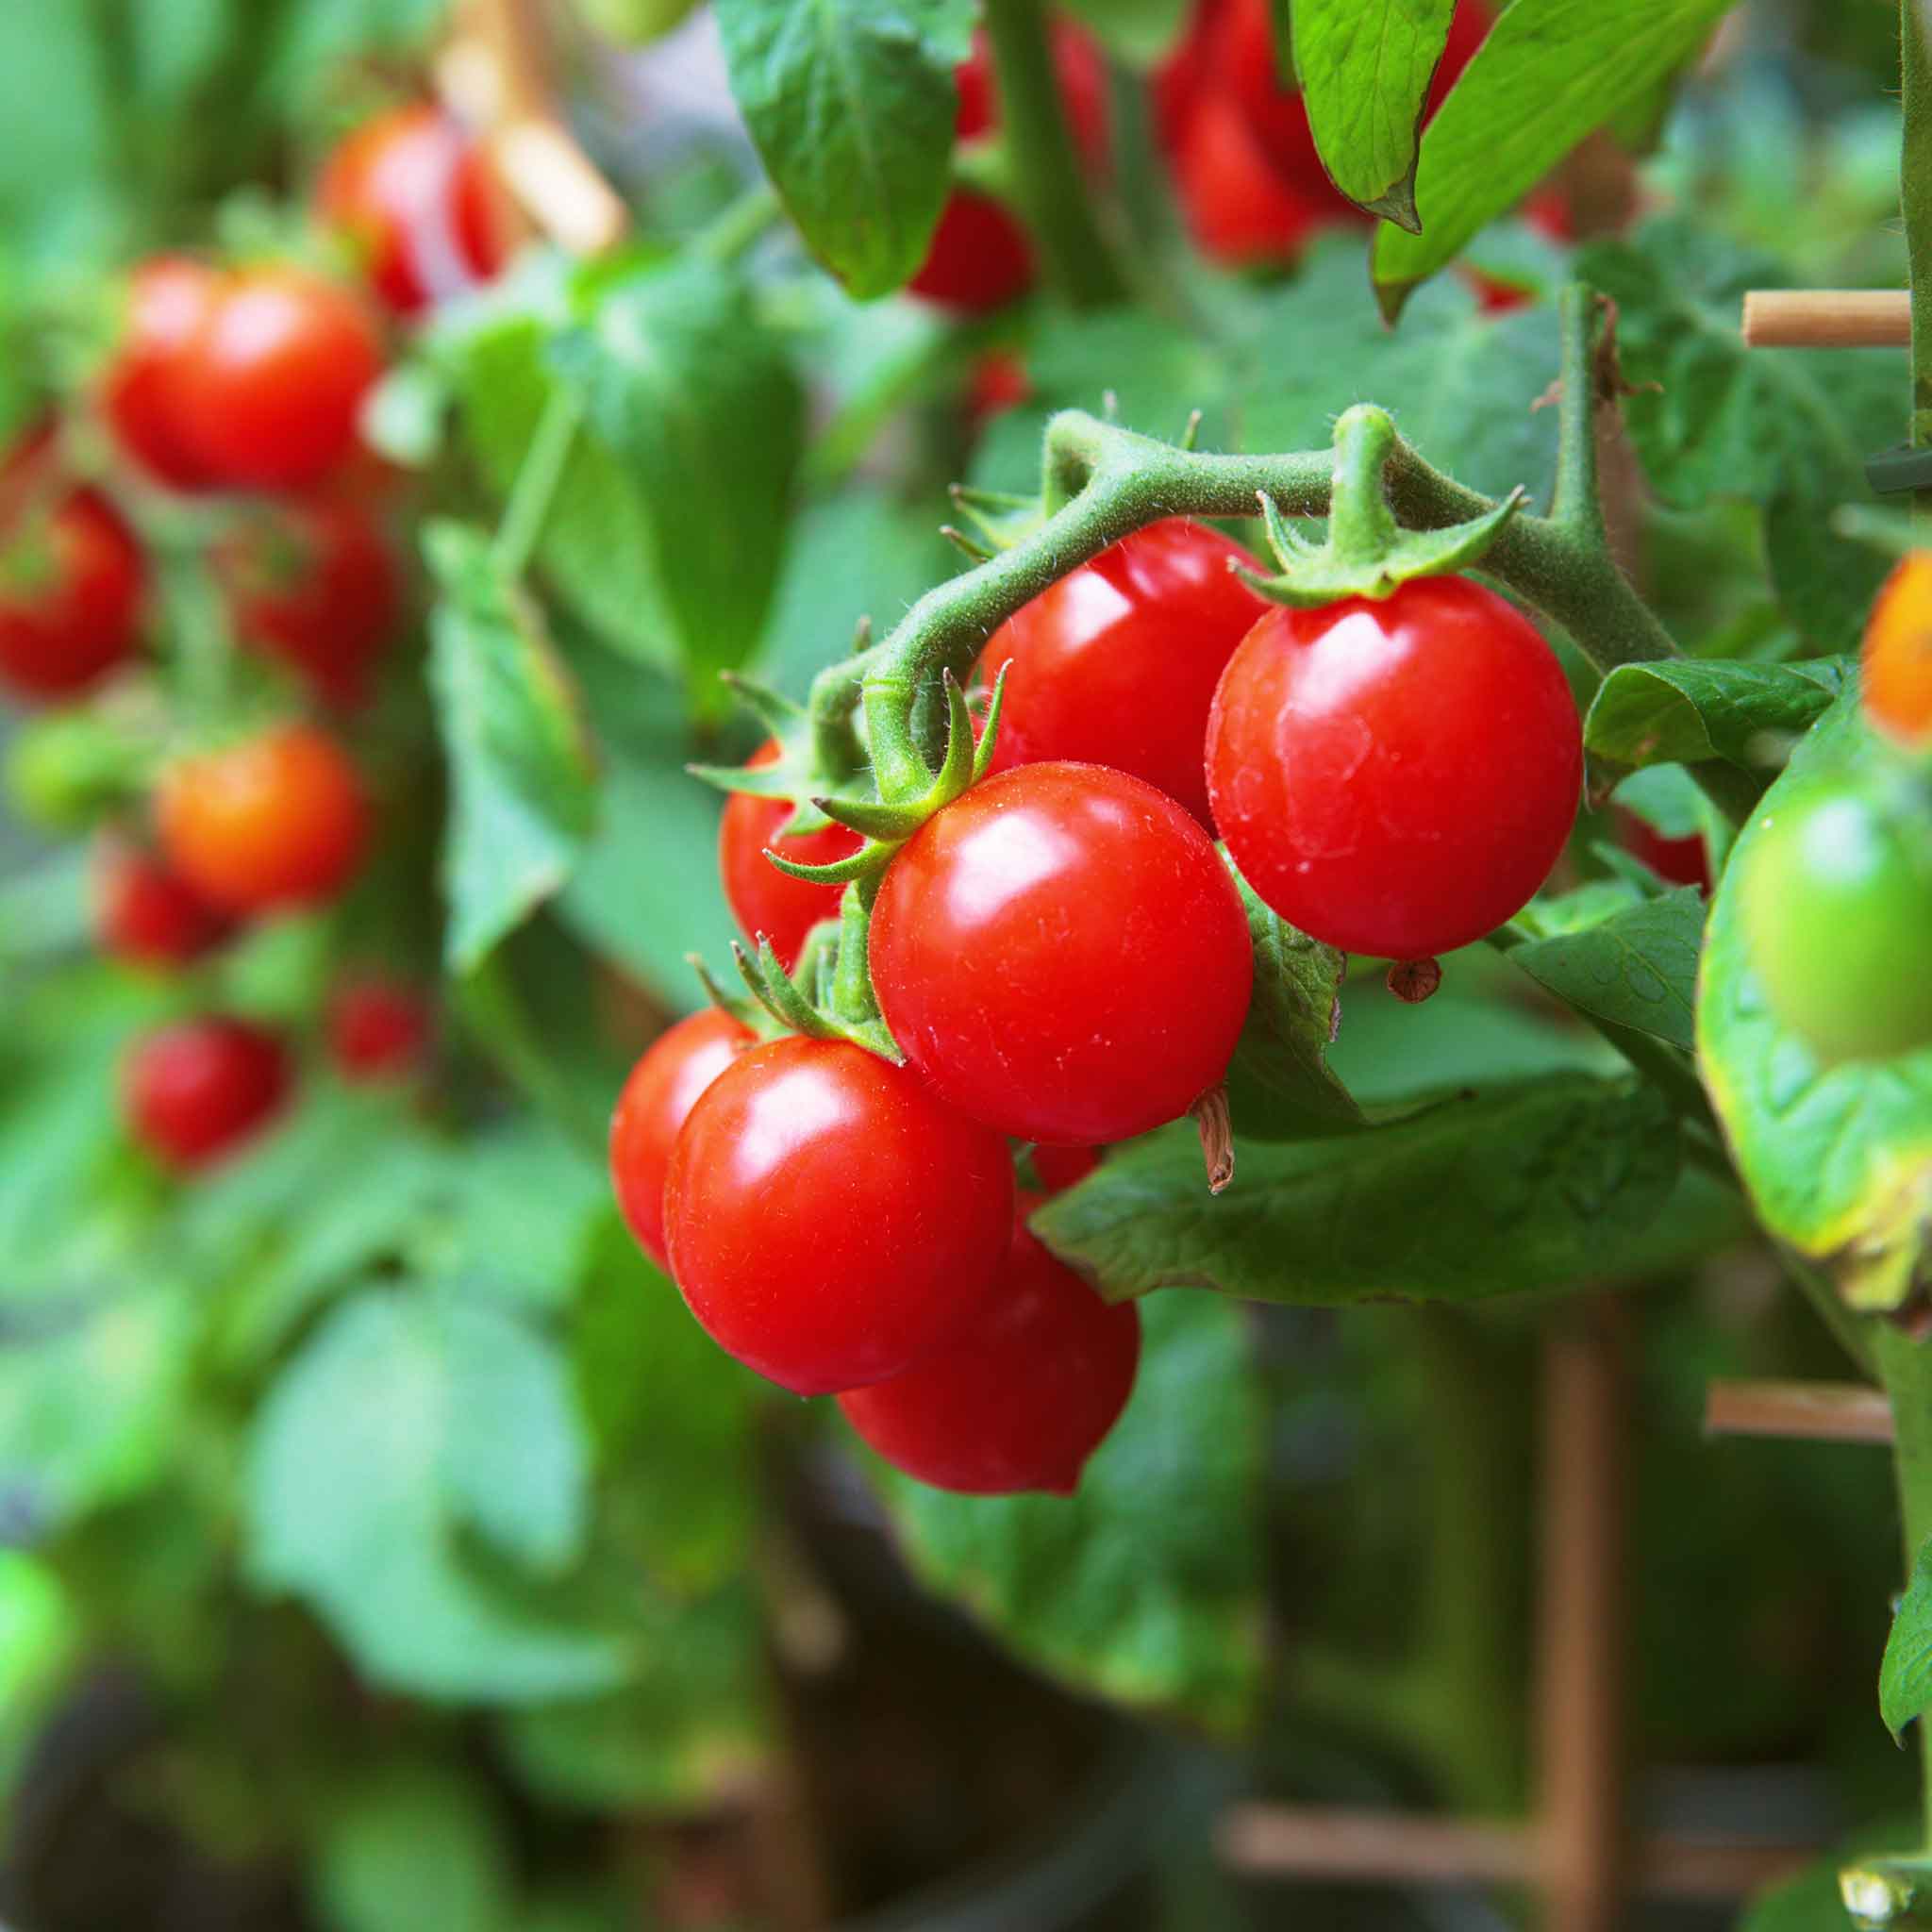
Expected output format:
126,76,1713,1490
1240,240,1562,507
1699,690,1932,1310
245,1291,624,1705
1584,658,1848,776
313,1762,515,1932
1034,1074,1679,1306
446,302,675,670
1372,0,1732,318
1579,218,1896,646
426,522,600,974
0,843,87,964
1881,1534,1932,1744
1291,0,1456,229
1223,858,1366,1139
1058,0,1190,64
714,0,976,298
498,1579,770,1811
550,261,805,696
1508,888,1705,1051
865,1290,1264,1731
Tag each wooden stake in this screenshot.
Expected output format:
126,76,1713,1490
1705,1379,1894,1444
1741,290,1910,349
1535,1304,1629,1932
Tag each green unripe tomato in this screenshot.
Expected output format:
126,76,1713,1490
1740,788,1932,1064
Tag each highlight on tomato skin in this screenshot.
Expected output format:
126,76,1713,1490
124,1015,292,1173
977,517,1265,827
94,832,234,970
718,740,863,973
1862,550,1932,749
868,760,1254,1148
609,1006,755,1273
662,1035,1017,1398
838,1199,1141,1497
1207,575,1583,961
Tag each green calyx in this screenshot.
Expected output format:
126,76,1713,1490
726,884,900,1061
1237,404,1524,608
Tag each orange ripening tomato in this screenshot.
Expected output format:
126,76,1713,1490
1863,551,1932,748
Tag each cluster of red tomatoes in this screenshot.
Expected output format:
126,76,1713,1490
611,519,1586,1496
912,0,1500,324
1,103,505,1169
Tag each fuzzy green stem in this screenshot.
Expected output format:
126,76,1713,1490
1905,0,1932,479
1877,1320,1932,1855
979,0,1127,309
695,182,782,266
492,388,583,581
1550,283,1608,538
1324,406,1403,565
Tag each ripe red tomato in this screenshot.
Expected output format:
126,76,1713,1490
1208,576,1581,959
662,1036,1015,1395
125,1015,291,1171
719,741,862,972
839,1198,1141,1495
101,256,220,490
94,832,233,969
327,976,432,1081
173,266,384,491
980,519,1263,825
317,104,507,317
218,499,400,708
965,349,1033,430
910,23,1107,313
1620,811,1710,893
869,762,1253,1144
1171,92,1327,266
156,724,370,916
609,1006,754,1272
1032,1142,1101,1193
0,437,144,703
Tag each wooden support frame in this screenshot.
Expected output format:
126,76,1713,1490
1741,290,1910,348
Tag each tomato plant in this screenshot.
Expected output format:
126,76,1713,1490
662,1035,1015,1394
1208,576,1583,960
124,1014,291,1170
718,740,862,969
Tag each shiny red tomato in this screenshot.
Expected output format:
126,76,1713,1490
318,104,506,316
869,762,1253,1144
156,724,369,916
0,437,144,703
609,1007,754,1272
94,832,233,969
1620,811,1710,893
839,1197,1141,1495
719,741,862,972
910,22,1107,312
174,266,384,491
1171,92,1327,265
101,256,220,490
1208,576,1581,959
980,519,1263,825
327,976,432,1081
663,1036,1015,1395
218,499,400,708
125,1015,291,1171
1031,1143,1101,1193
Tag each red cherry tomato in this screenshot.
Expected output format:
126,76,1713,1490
1619,811,1710,893
101,256,220,490
94,832,233,969
609,1007,754,1272
327,976,432,1082
156,724,369,917
218,499,400,708
174,266,384,491
1171,92,1327,266
869,761,1253,1145
663,1036,1015,1395
125,1015,291,1171
1031,1142,1102,1193
0,437,144,704
719,741,862,972
979,519,1263,825
317,104,507,317
910,23,1107,313
965,349,1033,431
839,1197,1141,1495
1208,576,1581,959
